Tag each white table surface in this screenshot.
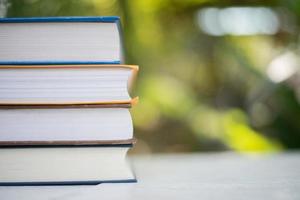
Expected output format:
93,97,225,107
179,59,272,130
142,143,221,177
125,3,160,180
1,152,300,200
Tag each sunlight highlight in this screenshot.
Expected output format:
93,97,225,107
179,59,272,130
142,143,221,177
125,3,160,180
197,7,280,36
267,52,299,83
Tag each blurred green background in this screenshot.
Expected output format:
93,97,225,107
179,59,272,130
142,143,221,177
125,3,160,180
2,0,300,153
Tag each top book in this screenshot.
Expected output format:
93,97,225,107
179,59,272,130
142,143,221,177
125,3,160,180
0,16,123,65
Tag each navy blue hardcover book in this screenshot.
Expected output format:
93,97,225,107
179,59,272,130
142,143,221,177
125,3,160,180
0,16,124,65
0,142,137,186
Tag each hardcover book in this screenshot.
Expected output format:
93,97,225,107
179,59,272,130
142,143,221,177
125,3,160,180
0,64,138,105
0,143,136,185
0,16,123,64
0,108,133,143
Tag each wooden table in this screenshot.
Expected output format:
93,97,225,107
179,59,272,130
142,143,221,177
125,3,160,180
1,152,300,200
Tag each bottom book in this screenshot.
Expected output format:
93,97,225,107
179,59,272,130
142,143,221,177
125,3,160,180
0,144,136,186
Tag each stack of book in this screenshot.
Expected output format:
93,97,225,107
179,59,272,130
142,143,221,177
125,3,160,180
0,17,138,185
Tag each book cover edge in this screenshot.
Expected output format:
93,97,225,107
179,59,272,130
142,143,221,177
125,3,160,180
0,61,121,65
0,97,139,107
0,138,137,147
0,179,137,186
0,16,120,23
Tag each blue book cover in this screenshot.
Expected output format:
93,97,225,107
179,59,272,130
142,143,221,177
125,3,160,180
0,16,124,65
